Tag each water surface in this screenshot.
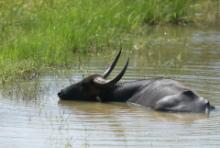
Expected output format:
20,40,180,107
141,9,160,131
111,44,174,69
1,26,220,148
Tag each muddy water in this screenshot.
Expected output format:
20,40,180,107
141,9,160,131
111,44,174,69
1,26,220,148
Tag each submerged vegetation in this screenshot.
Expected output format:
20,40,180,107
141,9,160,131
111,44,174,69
0,0,219,82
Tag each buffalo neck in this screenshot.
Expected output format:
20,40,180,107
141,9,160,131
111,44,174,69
99,79,153,102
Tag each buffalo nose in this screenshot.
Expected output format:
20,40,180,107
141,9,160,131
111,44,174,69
58,91,63,98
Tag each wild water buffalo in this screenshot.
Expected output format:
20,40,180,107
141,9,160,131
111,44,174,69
58,50,215,113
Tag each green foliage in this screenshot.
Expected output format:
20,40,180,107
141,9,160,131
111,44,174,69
0,0,197,81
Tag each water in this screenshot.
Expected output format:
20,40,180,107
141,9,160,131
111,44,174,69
1,26,220,148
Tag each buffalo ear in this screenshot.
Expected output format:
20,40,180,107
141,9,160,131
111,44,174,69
182,90,196,98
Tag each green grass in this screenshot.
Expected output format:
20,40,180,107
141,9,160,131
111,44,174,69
0,0,217,82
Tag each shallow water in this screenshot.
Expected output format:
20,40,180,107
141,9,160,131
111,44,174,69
1,26,220,148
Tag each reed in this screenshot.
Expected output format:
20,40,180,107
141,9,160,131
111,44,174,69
0,0,214,81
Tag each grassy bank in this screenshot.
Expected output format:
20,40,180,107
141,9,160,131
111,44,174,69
0,0,218,82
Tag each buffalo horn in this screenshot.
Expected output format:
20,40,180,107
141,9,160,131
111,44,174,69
94,58,129,87
102,49,121,78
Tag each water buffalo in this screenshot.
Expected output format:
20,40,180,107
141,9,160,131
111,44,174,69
58,50,215,113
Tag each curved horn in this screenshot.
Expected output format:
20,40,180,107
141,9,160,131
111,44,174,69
102,49,121,78
94,58,129,87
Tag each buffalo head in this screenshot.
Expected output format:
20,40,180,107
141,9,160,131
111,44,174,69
58,50,129,101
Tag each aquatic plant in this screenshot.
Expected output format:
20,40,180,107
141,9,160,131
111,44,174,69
0,0,217,81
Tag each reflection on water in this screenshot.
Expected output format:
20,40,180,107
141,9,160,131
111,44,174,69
1,26,220,148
